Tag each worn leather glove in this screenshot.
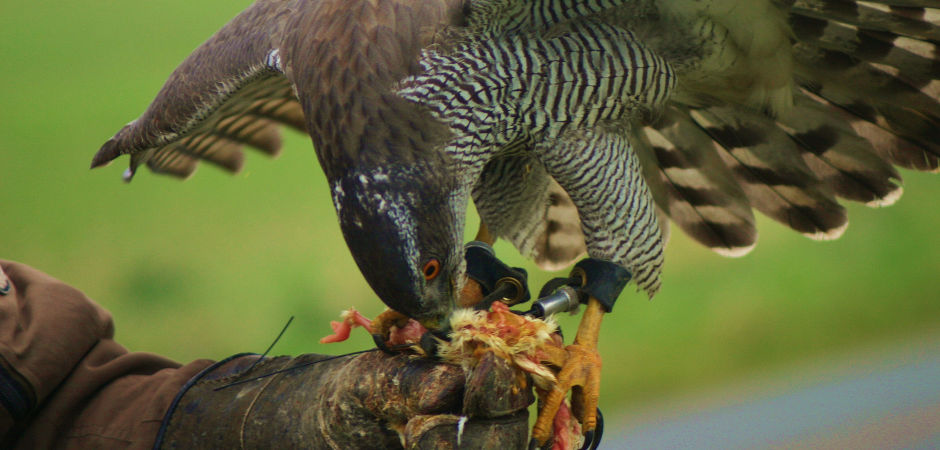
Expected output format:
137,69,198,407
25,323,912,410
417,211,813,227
156,349,532,449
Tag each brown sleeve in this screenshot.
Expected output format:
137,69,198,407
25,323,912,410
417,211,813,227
0,260,214,449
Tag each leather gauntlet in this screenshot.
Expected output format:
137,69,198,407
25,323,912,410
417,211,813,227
156,350,532,449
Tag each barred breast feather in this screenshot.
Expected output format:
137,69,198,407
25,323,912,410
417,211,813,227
398,16,676,295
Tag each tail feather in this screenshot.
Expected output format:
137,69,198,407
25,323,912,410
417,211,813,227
793,0,940,42
472,155,587,271
689,106,849,240
789,14,940,85
532,181,588,270
794,43,940,121
848,1,940,8
638,0,937,254
788,1,940,172
861,1,940,8
637,108,757,256
850,120,940,172
778,95,903,205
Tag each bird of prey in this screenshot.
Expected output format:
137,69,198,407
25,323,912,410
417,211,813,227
92,0,939,445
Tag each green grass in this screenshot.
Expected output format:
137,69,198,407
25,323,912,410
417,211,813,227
1,0,938,415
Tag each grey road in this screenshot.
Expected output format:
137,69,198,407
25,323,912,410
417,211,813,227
605,334,940,449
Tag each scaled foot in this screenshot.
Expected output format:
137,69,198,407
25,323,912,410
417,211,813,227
532,298,605,447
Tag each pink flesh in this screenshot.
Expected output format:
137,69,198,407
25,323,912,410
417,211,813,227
349,310,373,330
387,319,427,346
319,320,353,344
319,309,374,344
552,400,581,450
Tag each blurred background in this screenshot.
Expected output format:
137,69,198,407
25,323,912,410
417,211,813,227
1,1,938,446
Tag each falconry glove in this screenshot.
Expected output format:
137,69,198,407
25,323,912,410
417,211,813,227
156,350,532,449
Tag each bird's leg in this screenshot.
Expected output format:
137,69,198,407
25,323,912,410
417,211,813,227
532,258,631,446
462,240,531,310
474,221,496,246
460,221,507,307
532,298,604,444
458,222,496,307
458,278,487,308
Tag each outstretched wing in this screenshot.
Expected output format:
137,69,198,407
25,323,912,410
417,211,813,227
627,0,939,257
91,0,301,180
92,0,463,181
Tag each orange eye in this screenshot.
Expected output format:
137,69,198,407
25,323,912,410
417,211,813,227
423,259,441,280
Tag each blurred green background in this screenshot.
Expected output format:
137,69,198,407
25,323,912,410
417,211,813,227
1,0,938,416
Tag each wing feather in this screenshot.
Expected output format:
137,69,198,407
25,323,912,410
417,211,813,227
690,106,850,240
636,108,758,256
632,0,937,257
93,0,463,182
779,95,903,206
792,0,940,41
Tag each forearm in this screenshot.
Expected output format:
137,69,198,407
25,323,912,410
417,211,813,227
0,260,213,449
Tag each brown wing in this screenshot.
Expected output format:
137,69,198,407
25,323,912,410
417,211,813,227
280,0,463,179
92,0,464,181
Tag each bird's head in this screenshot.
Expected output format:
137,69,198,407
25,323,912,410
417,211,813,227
330,163,464,331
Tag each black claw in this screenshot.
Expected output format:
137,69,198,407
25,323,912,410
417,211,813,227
581,430,596,450
580,408,604,450
371,334,413,354
419,331,440,357
416,327,452,358
371,334,397,355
